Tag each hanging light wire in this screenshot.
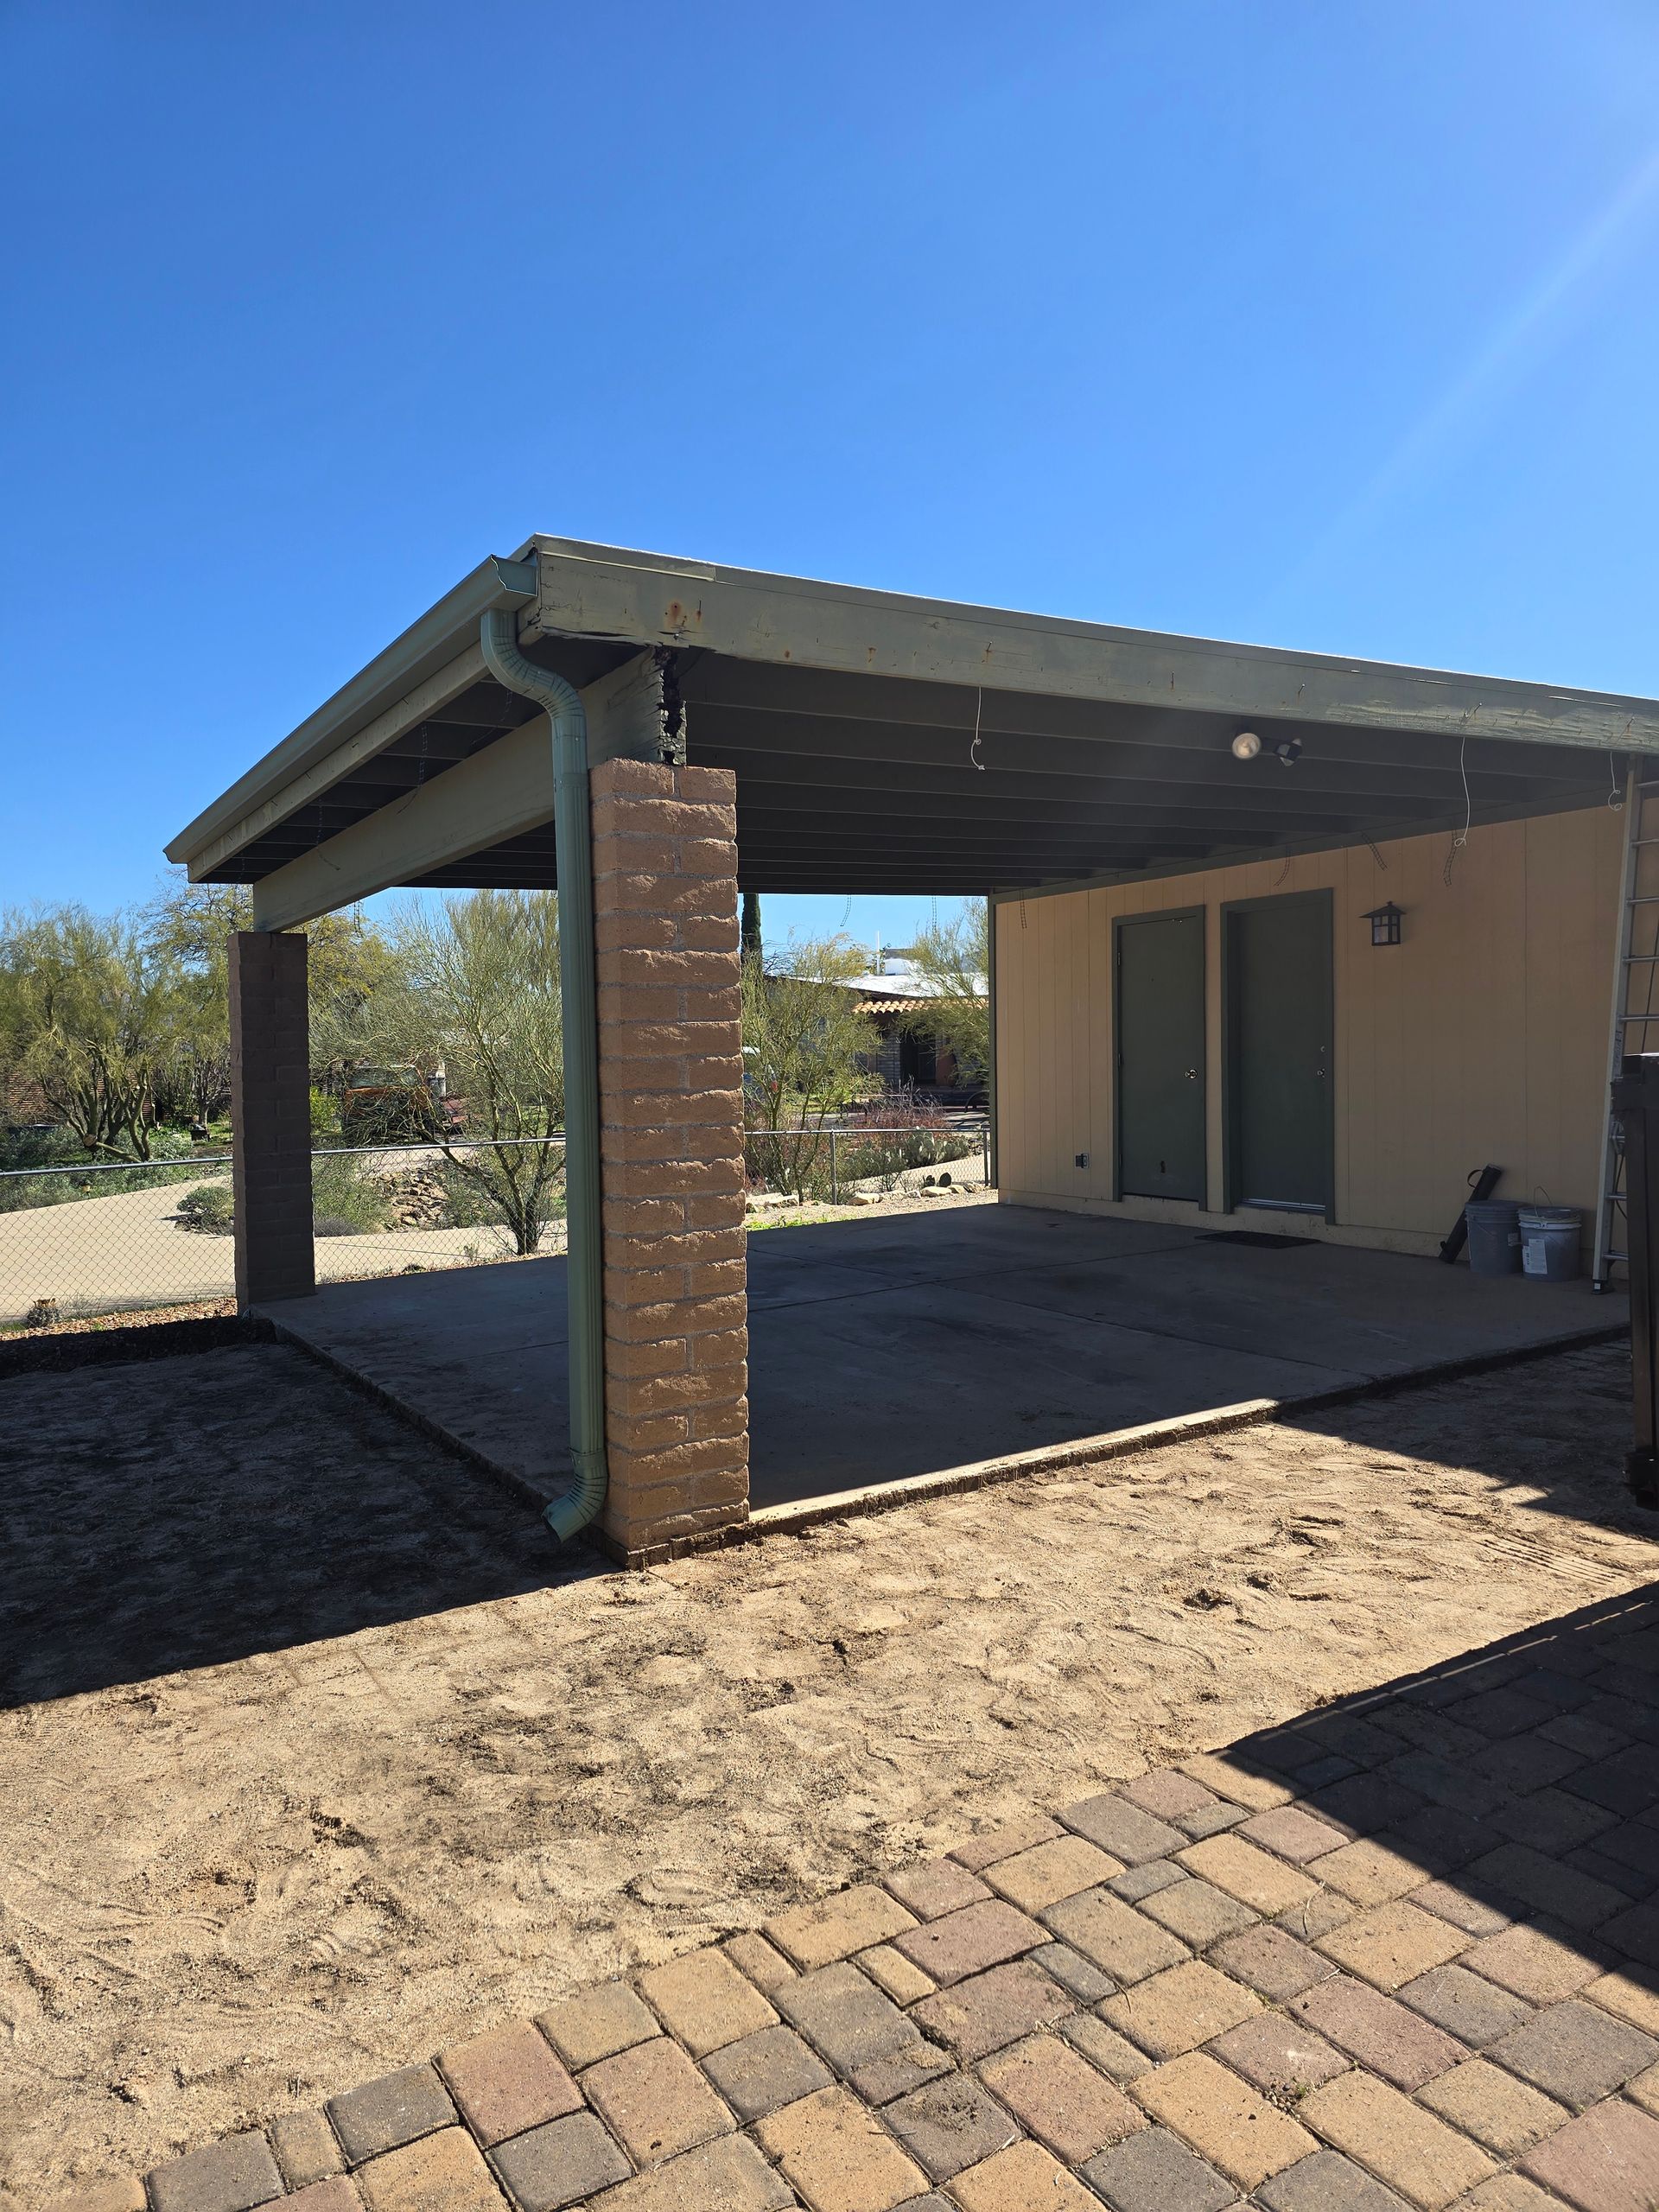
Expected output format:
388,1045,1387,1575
1444,726,1473,887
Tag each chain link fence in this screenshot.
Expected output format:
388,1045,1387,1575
0,1136,567,1331
743,1115,991,1207
2,1115,993,1332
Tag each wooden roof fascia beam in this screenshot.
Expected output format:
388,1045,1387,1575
247,652,669,927
511,540,1659,751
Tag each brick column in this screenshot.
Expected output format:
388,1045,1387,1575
592,760,748,1560
228,930,315,1309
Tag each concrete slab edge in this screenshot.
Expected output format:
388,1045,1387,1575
614,1319,1630,1565
261,1311,1627,1569
256,1310,558,1517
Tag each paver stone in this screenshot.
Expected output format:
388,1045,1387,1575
909,1959,1072,2061
1316,1902,1471,1992
1299,2070,1496,2209
978,2031,1147,2160
584,2133,793,2211
882,2075,1017,2180
537,1984,658,2070
1490,1999,1659,2108
702,2024,832,2121
354,2130,501,2212
1039,1887,1189,1986
437,2020,582,2146
983,1836,1122,1913
947,2142,1102,2210
147,2134,284,2212
1081,2122,1236,2211
638,1947,779,2056
327,2068,457,2166
1101,1957,1258,2057
1414,2057,1567,2157
754,2085,928,2211
1130,2049,1316,2187
1522,2096,1659,2212
492,2113,632,2212
579,2037,733,2164
890,1899,1044,1986
768,1885,918,1970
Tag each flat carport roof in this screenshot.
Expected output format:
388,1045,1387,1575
168,537,1659,920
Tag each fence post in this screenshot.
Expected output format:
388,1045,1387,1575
830,1128,839,1204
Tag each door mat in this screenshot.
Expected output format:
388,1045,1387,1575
1198,1230,1316,1249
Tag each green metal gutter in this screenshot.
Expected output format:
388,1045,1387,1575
167,556,537,870
480,601,608,1545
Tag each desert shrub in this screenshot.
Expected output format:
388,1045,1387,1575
175,1182,235,1235
817,1096,982,1197
310,1151,391,1234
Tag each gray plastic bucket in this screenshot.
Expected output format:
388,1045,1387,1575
1519,1205,1582,1283
1465,1200,1522,1276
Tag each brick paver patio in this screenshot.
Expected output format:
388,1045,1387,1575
55,1585,1659,2212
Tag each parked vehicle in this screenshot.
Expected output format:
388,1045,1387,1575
338,1065,460,1142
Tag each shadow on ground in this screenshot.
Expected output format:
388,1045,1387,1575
0,1342,574,1708
1189,1578,1659,2012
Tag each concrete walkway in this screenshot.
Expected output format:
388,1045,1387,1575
261,1205,1624,1516
72,1580,1659,2212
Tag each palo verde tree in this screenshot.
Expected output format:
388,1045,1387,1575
0,906,186,1158
142,873,402,1127
899,899,990,1088
740,932,877,1200
321,889,567,1254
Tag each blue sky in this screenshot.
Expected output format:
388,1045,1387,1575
4,1,1659,953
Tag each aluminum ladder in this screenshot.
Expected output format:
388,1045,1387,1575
1593,766,1659,1289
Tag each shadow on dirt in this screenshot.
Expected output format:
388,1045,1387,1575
0,1341,584,1707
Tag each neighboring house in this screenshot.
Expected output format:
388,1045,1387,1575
843,951,986,1099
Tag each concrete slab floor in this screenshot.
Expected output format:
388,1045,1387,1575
258,1204,1625,1515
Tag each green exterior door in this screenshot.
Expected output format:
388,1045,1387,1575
1116,911,1205,1202
1226,893,1333,1213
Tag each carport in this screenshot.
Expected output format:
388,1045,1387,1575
167,537,1659,1559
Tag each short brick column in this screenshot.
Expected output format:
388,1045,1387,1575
228,930,315,1309
592,760,748,1560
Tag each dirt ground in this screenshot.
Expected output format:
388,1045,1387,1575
3,1335,1658,2205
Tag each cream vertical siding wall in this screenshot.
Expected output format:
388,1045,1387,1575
994,806,1624,1254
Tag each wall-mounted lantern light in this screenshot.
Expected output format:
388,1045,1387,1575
1363,901,1404,946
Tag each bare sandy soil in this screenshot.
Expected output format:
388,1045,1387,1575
3,1333,1657,2204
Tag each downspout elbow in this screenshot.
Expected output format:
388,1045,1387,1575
480,604,607,1546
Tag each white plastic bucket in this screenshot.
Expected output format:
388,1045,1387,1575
1519,1205,1581,1283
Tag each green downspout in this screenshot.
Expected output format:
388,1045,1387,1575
480,602,607,1544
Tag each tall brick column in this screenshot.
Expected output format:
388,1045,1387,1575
228,930,315,1309
591,760,748,1560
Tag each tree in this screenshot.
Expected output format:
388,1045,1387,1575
900,899,990,1087
323,890,566,1254
741,890,763,963
741,934,877,1199
142,872,401,1124
0,907,186,1157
